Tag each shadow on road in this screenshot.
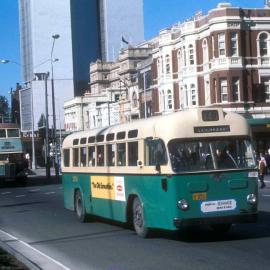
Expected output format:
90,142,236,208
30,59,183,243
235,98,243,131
149,210,270,243
0,175,62,188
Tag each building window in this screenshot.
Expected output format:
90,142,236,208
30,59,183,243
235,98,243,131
157,58,161,77
212,36,215,58
167,90,173,110
191,84,196,106
177,49,181,72
232,77,240,102
218,33,226,57
182,46,187,66
230,32,238,56
220,78,228,102
165,54,170,74
189,45,194,65
132,91,138,107
259,33,268,57
261,77,270,100
202,39,208,64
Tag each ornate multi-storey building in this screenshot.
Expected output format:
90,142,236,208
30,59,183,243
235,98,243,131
64,46,152,131
142,3,270,151
64,2,270,151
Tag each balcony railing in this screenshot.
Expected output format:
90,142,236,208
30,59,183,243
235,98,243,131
211,57,243,68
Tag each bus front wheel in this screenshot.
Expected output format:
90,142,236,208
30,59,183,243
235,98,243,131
132,197,149,238
75,190,87,222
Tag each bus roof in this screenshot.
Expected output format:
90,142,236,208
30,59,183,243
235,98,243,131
62,108,251,148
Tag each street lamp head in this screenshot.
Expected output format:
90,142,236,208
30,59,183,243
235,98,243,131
52,34,60,39
1,59,10,64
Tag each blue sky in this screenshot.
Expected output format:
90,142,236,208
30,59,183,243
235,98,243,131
0,0,263,103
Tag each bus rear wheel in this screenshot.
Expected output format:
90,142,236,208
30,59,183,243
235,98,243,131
132,197,149,238
75,190,87,222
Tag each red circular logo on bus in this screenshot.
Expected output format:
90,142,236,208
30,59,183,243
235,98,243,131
117,185,123,191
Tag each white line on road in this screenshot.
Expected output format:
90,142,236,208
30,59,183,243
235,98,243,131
44,192,56,195
1,192,11,195
0,229,71,270
15,195,25,198
28,189,40,192
262,194,270,197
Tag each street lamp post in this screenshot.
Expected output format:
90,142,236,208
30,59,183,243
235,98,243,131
50,34,60,178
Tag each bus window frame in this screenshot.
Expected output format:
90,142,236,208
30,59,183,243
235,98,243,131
116,142,126,166
128,140,139,166
88,145,96,167
72,147,80,167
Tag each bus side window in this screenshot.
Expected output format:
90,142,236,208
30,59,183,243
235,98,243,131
97,145,104,166
73,148,79,167
145,138,167,166
107,144,115,166
80,147,87,167
88,146,95,166
128,141,138,166
0,129,6,138
63,149,70,167
117,143,126,166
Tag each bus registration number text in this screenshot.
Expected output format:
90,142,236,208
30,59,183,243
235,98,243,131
201,199,236,213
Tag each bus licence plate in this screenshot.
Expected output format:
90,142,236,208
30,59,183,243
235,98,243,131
201,199,236,213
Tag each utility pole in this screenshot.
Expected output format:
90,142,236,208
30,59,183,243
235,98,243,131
35,72,50,179
50,34,60,179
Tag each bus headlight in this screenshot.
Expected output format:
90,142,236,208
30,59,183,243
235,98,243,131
247,194,256,205
177,199,189,211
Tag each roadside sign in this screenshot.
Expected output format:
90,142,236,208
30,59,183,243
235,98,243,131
19,87,32,132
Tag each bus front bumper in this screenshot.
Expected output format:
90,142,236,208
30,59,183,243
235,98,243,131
173,213,258,228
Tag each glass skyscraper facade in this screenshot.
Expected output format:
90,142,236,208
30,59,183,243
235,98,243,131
18,0,144,130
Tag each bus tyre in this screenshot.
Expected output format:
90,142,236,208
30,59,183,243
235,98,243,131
75,190,87,222
211,223,232,233
133,197,149,238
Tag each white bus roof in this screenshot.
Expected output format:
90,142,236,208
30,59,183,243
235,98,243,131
62,108,250,148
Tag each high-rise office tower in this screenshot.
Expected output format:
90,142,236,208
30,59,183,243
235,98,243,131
18,0,144,131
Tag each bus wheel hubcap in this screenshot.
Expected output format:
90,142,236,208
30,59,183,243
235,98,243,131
135,206,143,228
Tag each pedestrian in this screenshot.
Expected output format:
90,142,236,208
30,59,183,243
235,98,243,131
265,150,270,174
258,153,266,189
25,152,31,169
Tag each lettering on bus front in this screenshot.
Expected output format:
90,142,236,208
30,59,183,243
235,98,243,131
1,142,15,150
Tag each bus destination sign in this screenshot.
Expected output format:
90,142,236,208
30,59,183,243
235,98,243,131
194,125,230,133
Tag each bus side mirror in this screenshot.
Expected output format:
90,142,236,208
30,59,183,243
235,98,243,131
137,160,143,168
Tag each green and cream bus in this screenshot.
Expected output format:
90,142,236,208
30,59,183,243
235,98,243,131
62,108,258,237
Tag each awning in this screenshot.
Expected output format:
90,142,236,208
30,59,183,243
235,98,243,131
246,118,270,126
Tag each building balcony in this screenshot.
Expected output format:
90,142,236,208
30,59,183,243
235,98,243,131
258,57,270,66
211,57,243,69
